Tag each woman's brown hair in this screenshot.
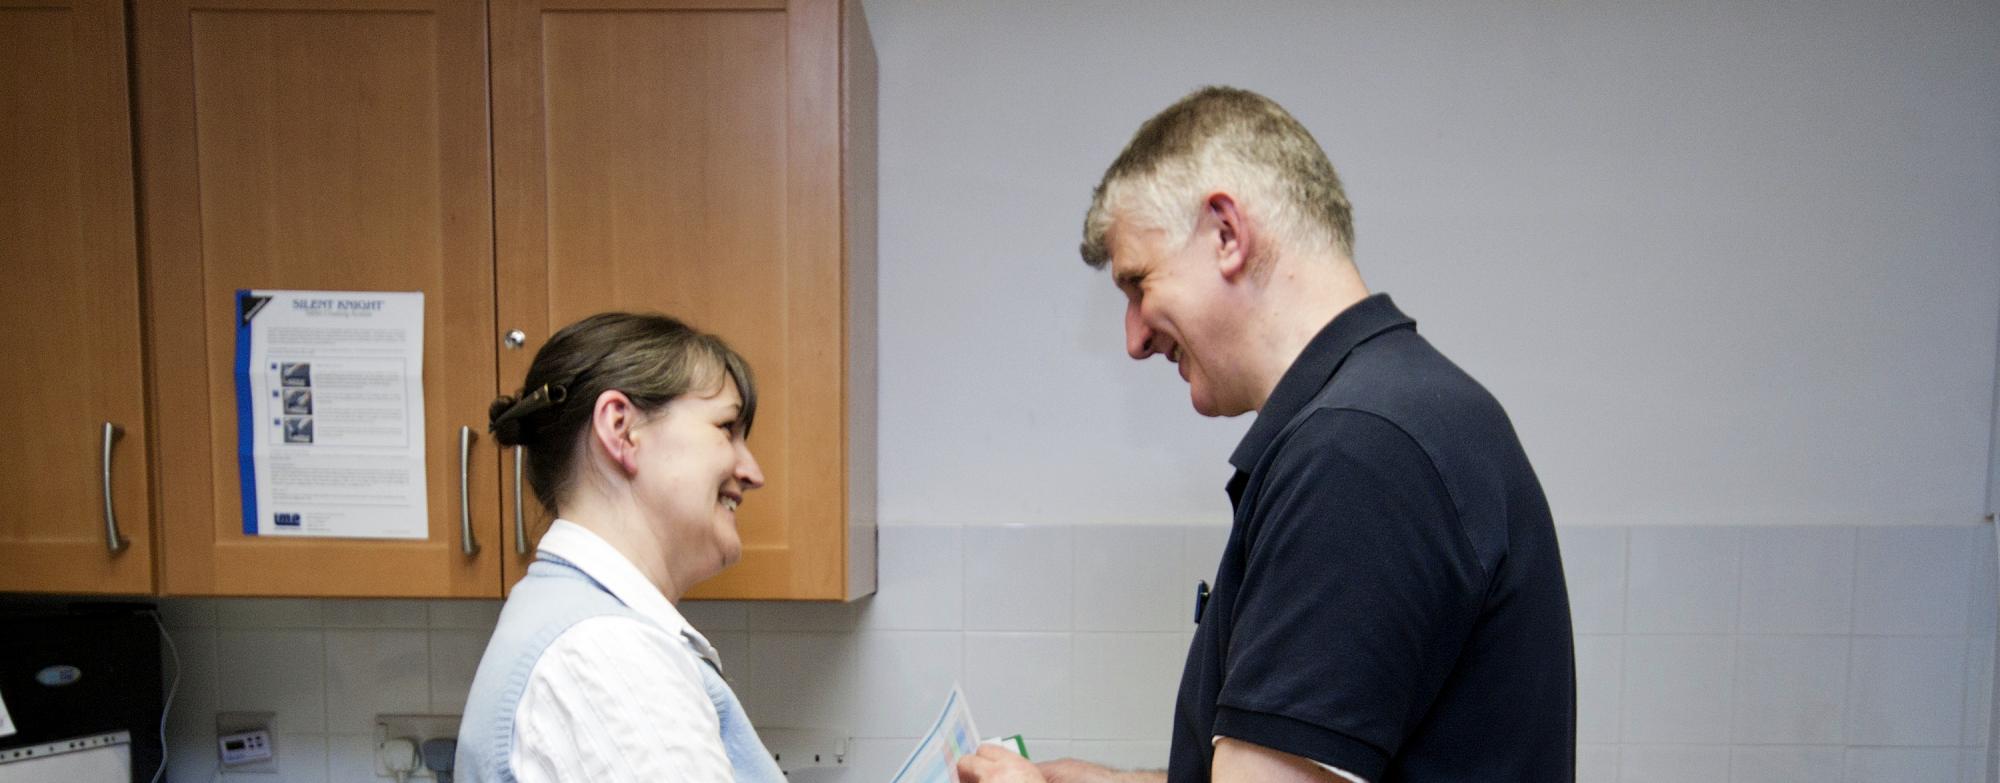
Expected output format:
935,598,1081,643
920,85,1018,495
489,312,757,517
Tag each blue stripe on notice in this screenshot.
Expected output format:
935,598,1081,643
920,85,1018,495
235,290,259,536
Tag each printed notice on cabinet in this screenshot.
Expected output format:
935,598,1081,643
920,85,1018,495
234,290,428,539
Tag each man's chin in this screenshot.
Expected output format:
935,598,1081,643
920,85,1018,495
1189,388,1250,418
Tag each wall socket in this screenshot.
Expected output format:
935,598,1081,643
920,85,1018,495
759,728,849,772
373,714,461,779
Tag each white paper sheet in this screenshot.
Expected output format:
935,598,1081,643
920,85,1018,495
0,684,14,738
0,731,129,783
888,685,982,783
235,290,429,539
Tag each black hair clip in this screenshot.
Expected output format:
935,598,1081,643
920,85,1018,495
490,382,569,434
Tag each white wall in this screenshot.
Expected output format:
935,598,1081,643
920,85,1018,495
870,0,2000,528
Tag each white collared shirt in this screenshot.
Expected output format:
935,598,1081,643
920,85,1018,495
509,519,733,783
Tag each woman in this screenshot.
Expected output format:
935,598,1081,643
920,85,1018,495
456,312,784,783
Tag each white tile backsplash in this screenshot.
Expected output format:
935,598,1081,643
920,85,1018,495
1560,526,1628,635
218,598,325,628
1184,524,1231,589
1623,635,1735,743
850,631,966,737
323,629,429,731
326,733,382,783
744,597,865,632
1731,745,1845,783
1073,525,1190,632
1071,633,1185,741
679,599,751,632
1577,743,1619,783
836,736,925,782
1843,746,1960,782
1621,744,1731,783
322,598,428,628
1576,634,1624,743
232,733,327,783
1957,750,1988,783
1731,635,1847,744
160,596,218,628
739,632,865,731
1739,527,1855,634
1964,630,1994,747
863,524,965,630
1853,526,1973,636
427,598,502,629
1628,527,1740,633
1846,635,1967,746
964,632,1073,739
216,629,328,733
962,525,1073,632
140,523,1993,782
429,628,489,713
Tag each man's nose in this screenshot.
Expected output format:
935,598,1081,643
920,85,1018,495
1125,301,1155,360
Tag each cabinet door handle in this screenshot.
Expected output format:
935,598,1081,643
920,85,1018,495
459,426,479,556
101,422,129,553
512,445,528,555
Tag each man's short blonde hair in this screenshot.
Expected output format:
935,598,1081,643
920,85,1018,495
1080,86,1354,269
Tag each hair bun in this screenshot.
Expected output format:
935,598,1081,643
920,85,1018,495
488,394,523,446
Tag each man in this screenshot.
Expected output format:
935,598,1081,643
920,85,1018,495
960,87,1574,783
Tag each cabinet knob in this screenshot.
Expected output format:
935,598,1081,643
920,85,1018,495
503,329,527,349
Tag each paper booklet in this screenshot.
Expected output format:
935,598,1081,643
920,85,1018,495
887,685,1029,783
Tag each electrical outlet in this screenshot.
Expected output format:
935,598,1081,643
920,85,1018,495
759,728,849,772
373,714,461,779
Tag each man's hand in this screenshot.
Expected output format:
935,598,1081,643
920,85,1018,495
1038,758,1165,783
956,745,1045,783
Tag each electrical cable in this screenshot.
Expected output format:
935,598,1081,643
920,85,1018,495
148,608,180,783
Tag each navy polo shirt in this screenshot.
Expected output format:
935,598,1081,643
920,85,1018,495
1168,294,1574,782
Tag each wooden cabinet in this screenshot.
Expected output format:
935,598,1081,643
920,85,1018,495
491,0,877,600
136,0,504,597
117,0,876,600
0,0,155,594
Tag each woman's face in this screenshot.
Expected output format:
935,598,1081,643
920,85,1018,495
630,376,764,581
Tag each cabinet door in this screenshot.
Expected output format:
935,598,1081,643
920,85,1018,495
0,0,153,594
137,0,501,597
493,0,868,599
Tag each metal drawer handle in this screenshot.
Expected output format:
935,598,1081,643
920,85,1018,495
101,422,129,554
459,426,479,555
512,445,527,555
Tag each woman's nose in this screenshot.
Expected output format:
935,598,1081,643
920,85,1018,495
736,444,766,489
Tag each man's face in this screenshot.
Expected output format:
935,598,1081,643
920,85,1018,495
1107,217,1250,417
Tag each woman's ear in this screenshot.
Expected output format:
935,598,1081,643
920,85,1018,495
590,390,642,476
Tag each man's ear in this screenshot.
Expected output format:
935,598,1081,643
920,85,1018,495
1206,192,1252,282
590,390,642,476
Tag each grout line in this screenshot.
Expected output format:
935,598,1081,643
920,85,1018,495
1727,527,1745,745
1614,527,1628,744
1842,526,1860,747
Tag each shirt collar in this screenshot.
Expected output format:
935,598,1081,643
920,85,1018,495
1227,293,1416,477
535,519,724,671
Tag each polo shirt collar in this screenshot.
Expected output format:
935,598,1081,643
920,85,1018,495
1227,293,1416,477
536,518,725,672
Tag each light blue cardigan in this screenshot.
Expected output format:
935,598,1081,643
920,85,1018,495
455,555,784,782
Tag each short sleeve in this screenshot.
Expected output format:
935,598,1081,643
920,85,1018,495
511,616,734,783
1212,408,1486,782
